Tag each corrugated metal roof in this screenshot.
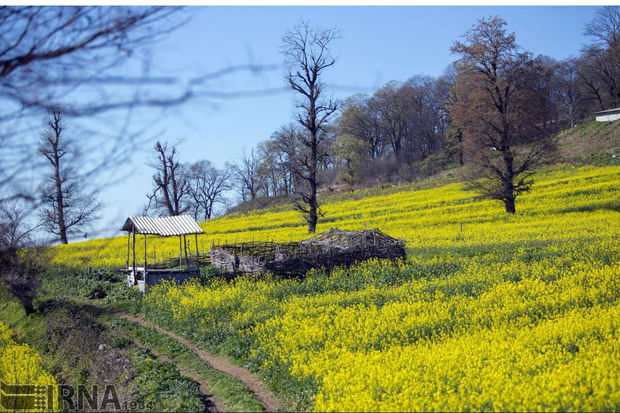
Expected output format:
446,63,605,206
121,215,203,237
595,107,620,115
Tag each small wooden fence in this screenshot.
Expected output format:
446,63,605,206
148,252,211,270
210,228,406,277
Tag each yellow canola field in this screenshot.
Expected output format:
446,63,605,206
131,165,620,411
0,322,58,412
52,164,620,269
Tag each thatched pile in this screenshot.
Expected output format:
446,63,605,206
210,228,405,276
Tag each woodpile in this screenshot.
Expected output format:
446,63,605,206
210,228,406,276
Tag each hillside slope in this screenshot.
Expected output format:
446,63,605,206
52,164,619,268
556,120,620,165
46,163,620,411
227,119,620,216
138,164,620,411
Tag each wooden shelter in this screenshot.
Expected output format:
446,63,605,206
595,107,620,122
121,215,204,291
210,228,406,277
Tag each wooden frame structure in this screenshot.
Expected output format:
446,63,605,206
120,215,204,290
210,228,406,277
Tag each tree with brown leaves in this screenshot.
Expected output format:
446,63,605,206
451,16,554,214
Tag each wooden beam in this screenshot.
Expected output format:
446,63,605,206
195,233,199,268
126,231,130,268
132,227,136,285
144,234,147,282
183,234,189,267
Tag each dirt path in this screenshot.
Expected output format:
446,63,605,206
112,328,225,413
146,346,226,413
113,311,281,412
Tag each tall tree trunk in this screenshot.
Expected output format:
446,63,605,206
308,198,317,233
457,129,464,166
502,146,516,214
308,148,318,233
282,22,338,233
53,145,68,244
22,301,35,316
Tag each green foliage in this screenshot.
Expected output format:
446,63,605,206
129,347,205,413
334,133,370,187
38,266,142,310
105,316,264,412
0,289,204,413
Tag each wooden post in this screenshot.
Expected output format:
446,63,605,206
183,234,189,267
126,232,130,268
195,233,199,267
179,236,182,267
132,228,136,285
143,234,147,284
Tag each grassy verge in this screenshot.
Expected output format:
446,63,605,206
125,346,205,412
0,286,206,412
103,315,264,412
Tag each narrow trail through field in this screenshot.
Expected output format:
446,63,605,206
113,311,281,412
111,328,225,413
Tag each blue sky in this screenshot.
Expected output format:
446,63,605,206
81,6,597,238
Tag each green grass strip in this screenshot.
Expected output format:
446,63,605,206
103,315,264,412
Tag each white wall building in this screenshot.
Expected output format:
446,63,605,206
595,107,620,122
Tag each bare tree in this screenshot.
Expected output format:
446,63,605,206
186,160,233,220
451,16,554,214
556,59,584,128
0,7,186,200
0,6,281,237
272,124,302,196
0,199,52,314
0,7,180,89
584,6,620,51
369,83,408,160
282,21,339,233
576,6,620,110
233,148,264,202
0,247,50,315
437,66,465,166
0,200,41,249
400,76,444,163
337,78,445,174
338,95,386,159
38,107,101,244
146,141,190,216
258,126,301,197
257,140,281,197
